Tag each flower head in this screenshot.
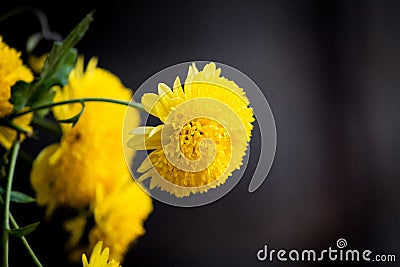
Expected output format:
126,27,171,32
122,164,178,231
82,241,121,267
65,179,152,263
88,180,153,262
30,56,140,214
128,62,254,197
30,56,152,264
0,36,34,149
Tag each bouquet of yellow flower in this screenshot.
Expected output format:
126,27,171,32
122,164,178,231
0,11,153,267
0,6,259,267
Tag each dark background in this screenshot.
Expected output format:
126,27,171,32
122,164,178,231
1,1,399,266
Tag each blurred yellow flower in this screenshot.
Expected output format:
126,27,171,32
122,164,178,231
30,56,152,264
65,179,152,263
88,180,153,262
0,36,34,149
30,56,140,215
128,62,254,197
29,143,60,216
82,241,121,267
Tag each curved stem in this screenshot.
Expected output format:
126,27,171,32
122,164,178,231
0,195,43,267
9,214,43,267
9,97,144,120
2,137,21,267
0,6,61,40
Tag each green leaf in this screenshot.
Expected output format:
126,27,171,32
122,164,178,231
57,101,85,126
9,81,31,111
10,191,35,203
0,188,35,203
8,222,40,237
9,11,94,112
40,11,94,80
28,46,77,112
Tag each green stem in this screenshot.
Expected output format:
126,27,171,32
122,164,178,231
2,137,20,267
0,195,43,267
9,214,43,267
9,97,144,119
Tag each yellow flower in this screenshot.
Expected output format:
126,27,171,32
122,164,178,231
65,180,152,263
128,62,254,197
82,241,121,267
87,180,153,262
30,56,152,264
0,36,34,149
30,56,140,215
29,144,60,216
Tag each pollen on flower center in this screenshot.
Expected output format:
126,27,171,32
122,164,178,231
178,118,228,162
147,117,232,189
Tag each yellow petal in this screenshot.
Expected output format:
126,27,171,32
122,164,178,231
129,126,154,135
191,62,199,75
127,131,162,150
141,93,172,122
82,254,89,267
173,76,185,99
141,93,160,115
157,82,171,96
185,65,195,85
86,57,98,72
128,126,163,150
99,247,110,265
203,62,216,78
138,169,153,182
137,156,153,173
149,124,163,137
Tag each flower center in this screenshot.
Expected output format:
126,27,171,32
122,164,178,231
178,118,226,161
149,117,232,188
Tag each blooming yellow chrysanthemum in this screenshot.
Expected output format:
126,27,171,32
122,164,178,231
31,56,152,264
87,180,153,262
128,62,254,197
82,241,121,267
65,179,152,263
0,36,34,149
30,56,140,216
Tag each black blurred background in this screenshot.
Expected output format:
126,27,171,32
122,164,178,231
1,1,399,266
